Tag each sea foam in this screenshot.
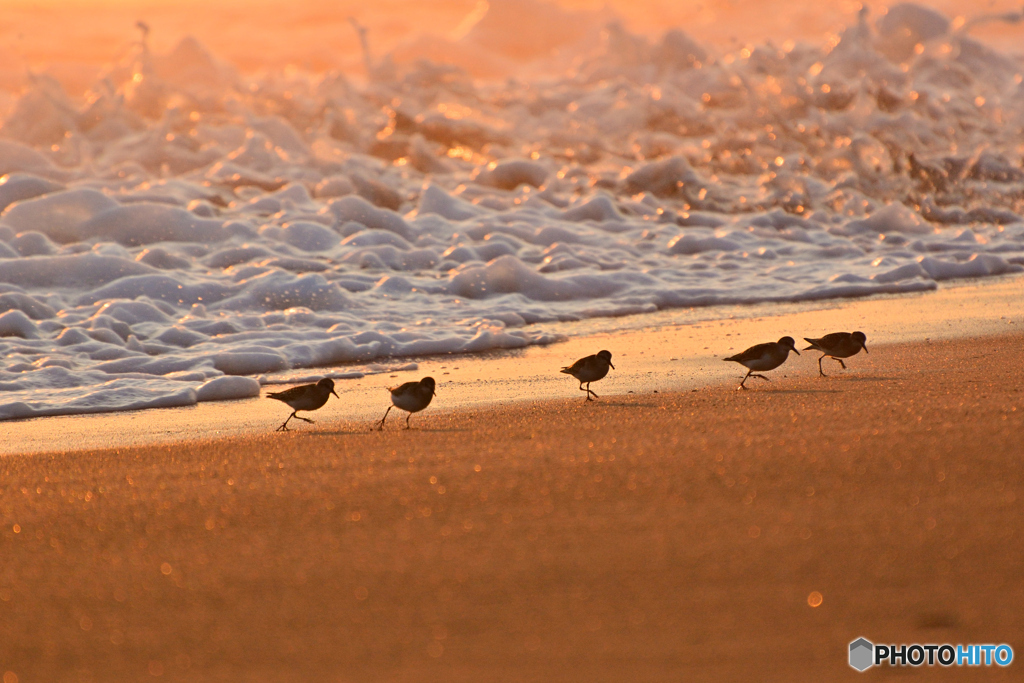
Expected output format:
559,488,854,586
1,2,1024,418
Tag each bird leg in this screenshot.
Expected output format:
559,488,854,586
818,355,828,377
835,358,847,370
277,411,295,431
405,412,412,429
578,381,593,401
738,369,771,390
578,381,598,401
375,406,392,431
277,411,315,432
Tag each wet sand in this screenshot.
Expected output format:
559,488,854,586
2,332,1022,681
4,276,1023,456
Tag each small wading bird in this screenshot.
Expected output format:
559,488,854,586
561,350,614,401
724,337,800,390
804,331,868,377
376,377,436,430
267,378,339,431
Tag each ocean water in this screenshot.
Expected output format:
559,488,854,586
2,1,1024,419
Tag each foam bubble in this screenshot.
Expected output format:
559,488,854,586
196,376,262,402
2,4,1024,420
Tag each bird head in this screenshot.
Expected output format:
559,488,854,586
421,376,437,396
597,349,615,370
779,336,800,355
852,331,868,353
318,377,340,398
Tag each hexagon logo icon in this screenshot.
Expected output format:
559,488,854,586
849,637,874,671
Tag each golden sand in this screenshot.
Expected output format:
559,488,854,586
2,333,1021,681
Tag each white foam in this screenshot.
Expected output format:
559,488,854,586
196,376,261,402
2,3,1024,420
0,309,40,338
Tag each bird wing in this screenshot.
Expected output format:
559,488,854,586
725,342,774,362
807,332,849,351
561,355,594,374
388,381,420,395
267,384,308,401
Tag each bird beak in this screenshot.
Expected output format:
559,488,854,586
331,390,340,398
792,347,800,355
862,344,869,354
609,362,615,370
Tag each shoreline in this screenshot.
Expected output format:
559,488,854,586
3,275,1023,456
1,332,1021,680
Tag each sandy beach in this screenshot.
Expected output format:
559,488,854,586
4,0,1024,678
2,328,1022,681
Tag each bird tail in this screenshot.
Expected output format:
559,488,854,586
722,356,737,362
559,367,572,374
802,338,823,351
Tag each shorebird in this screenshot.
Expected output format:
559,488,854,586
724,337,800,390
804,331,868,377
561,350,614,401
376,377,436,430
267,378,339,431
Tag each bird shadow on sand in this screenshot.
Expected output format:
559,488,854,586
284,426,371,437
740,387,842,395
295,426,469,437
351,423,471,434
582,400,659,408
397,426,470,434
826,374,897,383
